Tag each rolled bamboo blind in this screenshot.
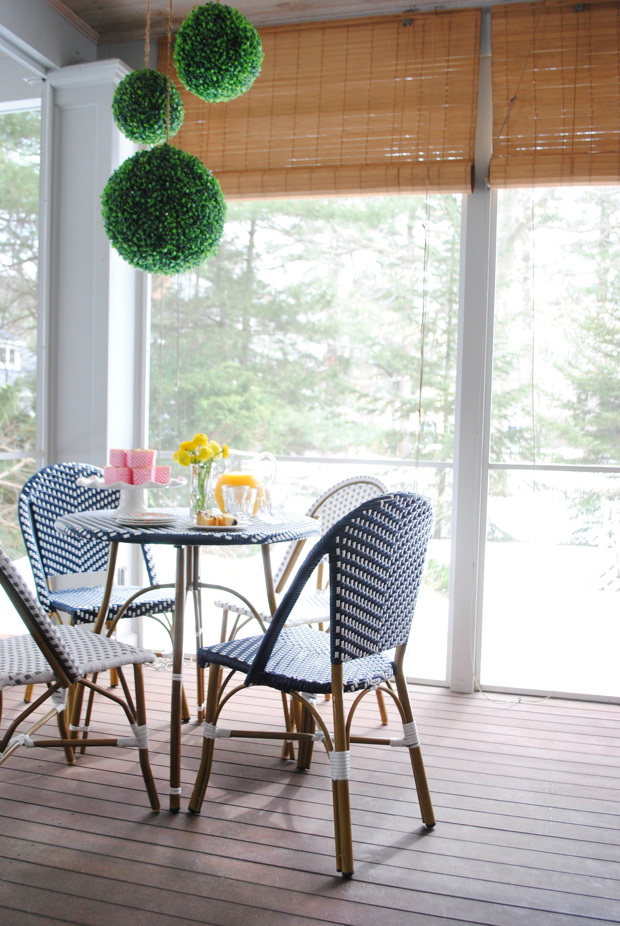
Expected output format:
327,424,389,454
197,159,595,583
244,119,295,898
158,9,480,199
490,0,620,188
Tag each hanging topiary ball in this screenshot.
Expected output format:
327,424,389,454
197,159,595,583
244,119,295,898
101,144,226,275
112,69,184,145
174,2,264,103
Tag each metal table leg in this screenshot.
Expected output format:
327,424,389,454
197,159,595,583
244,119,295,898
169,545,186,812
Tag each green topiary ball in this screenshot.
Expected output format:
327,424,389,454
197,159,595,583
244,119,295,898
174,2,264,103
112,69,184,144
101,145,226,275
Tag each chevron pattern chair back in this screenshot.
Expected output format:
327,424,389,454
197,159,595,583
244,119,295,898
0,547,83,685
247,492,434,685
273,476,388,592
18,463,158,612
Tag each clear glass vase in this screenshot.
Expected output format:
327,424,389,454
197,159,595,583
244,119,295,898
190,462,215,516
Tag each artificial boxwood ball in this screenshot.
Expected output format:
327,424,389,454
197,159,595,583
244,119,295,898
112,69,184,144
101,145,226,275
174,2,264,103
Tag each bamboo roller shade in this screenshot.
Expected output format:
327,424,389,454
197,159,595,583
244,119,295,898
490,0,620,188
158,9,480,199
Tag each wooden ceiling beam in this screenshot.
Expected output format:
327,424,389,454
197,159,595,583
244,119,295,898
42,0,100,44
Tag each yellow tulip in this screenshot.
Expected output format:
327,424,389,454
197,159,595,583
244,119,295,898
178,450,190,466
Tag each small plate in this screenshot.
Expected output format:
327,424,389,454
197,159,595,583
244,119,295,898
189,522,242,532
115,512,179,526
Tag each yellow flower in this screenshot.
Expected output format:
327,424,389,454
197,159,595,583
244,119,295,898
179,441,193,452
193,432,208,447
198,446,211,462
209,440,221,455
222,444,229,458
178,450,191,466
172,450,181,463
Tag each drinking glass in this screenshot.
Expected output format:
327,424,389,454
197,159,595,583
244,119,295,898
260,486,289,520
222,485,258,524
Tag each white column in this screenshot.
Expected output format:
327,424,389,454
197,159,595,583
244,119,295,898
447,10,497,693
39,59,149,469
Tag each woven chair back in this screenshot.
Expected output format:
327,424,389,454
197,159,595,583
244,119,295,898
0,547,83,685
247,492,434,684
273,476,388,589
327,492,434,661
18,463,159,610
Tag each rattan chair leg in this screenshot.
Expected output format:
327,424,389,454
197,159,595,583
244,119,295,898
133,664,160,812
109,667,119,688
296,701,315,770
69,681,86,742
23,683,34,704
393,646,435,827
279,692,295,760
375,688,389,725
331,779,342,870
331,665,354,876
181,684,191,723
55,702,75,764
78,672,99,755
188,663,220,813
196,665,205,724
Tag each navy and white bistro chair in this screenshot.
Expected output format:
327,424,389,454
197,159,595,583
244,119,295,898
0,547,160,811
212,476,391,761
189,492,436,877
19,462,175,634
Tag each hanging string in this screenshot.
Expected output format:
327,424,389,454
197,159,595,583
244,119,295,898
174,284,181,444
166,0,173,142
569,4,581,181
487,0,547,186
414,9,436,489
158,283,164,453
182,274,194,439
145,0,151,69
530,192,537,471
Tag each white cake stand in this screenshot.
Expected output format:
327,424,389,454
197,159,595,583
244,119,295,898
76,475,187,517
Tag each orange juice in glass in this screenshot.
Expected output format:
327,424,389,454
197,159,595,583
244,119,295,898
215,451,276,515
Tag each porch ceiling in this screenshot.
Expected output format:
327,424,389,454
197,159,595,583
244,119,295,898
45,0,521,44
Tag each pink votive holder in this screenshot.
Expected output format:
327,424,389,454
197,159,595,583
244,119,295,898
127,449,156,468
109,449,127,466
103,466,132,485
154,465,171,485
131,466,156,486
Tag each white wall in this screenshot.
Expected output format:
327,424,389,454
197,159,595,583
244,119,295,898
0,0,95,71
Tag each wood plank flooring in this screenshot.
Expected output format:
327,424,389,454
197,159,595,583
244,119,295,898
1,666,619,926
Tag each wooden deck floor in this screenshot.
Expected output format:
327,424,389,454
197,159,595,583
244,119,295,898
0,666,619,926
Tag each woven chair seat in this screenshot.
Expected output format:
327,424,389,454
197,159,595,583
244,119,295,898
0,626,156,691
47,585,176,624
197,625,394,694
213,588,330,629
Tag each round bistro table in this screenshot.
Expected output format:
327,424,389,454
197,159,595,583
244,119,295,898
55,508,320,811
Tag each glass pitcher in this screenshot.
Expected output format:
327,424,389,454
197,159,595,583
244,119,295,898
214,449,277,514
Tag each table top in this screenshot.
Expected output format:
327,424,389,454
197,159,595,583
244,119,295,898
54,508,320,547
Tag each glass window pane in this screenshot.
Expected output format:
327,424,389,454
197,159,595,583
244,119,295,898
0,104,41,559
148,195,461,681
492,187,620,465
482,470,620,697
484,187,620,697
